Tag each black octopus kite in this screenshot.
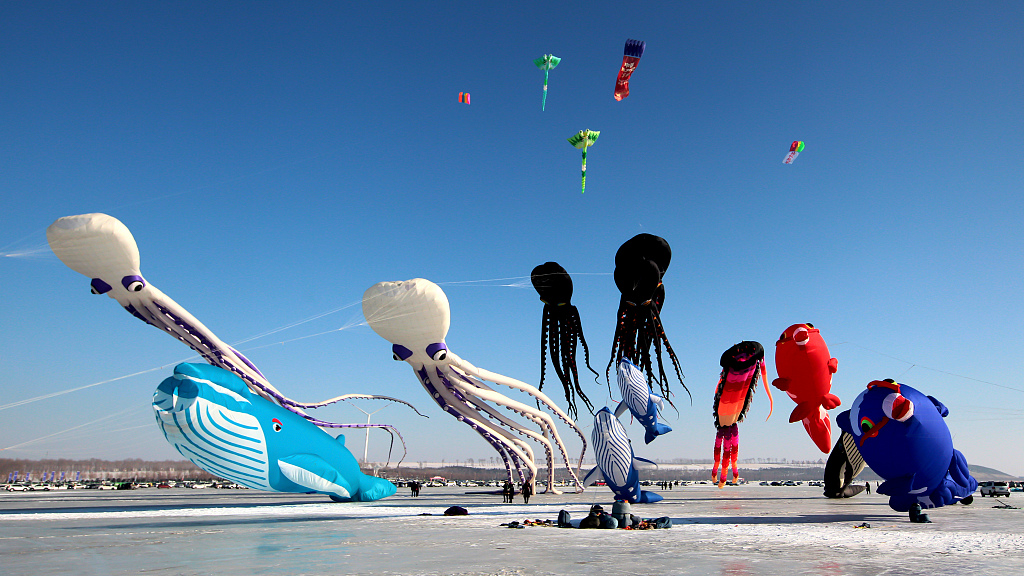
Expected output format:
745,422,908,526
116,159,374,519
607,234,688,405
531,262,598,421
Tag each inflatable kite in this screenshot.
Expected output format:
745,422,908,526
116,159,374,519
783,141,804,164
772,323,840,453
614,357,671,444
531,262,598,421
568,129,599,193
534,54,560,111
607,234,687,405
46,213,423,465
362,278,586,494
837,379,977,515
155,363,396,502
614,39,645,101
712,341,772,488
823,431,868,498
458,92,470,105
582,407,662,503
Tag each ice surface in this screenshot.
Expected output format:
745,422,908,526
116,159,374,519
2,484,1022,575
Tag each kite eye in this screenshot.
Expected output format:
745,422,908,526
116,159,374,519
121,275,146,292
271,418,283,432
90,278,112,295
392,344,413,361
860,417,875,434
427,342,448,362
882,393,914,422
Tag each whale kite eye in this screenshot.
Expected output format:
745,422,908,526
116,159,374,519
272,418,283,432
427,342,448,362
392,344,413,361
882,393,914,422
121,275,146,292
860,417,875,434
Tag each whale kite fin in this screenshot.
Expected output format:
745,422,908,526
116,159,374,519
772,377,790,392
928,395,949,417
632,456,658,470
613,401,629,419
827,357,838,373
278,454,354,500
581,466,605,487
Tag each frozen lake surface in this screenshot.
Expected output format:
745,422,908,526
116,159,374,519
2,484,1022,575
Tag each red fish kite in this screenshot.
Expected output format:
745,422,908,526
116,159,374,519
772,324,840,453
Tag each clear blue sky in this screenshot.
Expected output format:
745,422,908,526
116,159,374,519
3,1,1023,475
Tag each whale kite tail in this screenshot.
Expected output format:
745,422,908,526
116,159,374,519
359,475,398,502
644,422,673,445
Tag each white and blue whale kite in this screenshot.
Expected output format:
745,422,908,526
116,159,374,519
614,358,672,444
583,407,663,503
155,363,397,502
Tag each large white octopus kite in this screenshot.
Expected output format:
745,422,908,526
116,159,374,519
362,278,586,493
46,213,423,463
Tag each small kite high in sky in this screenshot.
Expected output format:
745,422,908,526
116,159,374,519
534,54,560,111
458,92,470,105
568,129,599,193
783,140,804,164
614,39,645,101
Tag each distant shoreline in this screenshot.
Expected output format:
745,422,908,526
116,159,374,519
3,457,1019,482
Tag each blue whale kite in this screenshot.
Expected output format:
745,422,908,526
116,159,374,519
154,363,397,502
614,358,672,444
837,379,976,513
582,407,663,503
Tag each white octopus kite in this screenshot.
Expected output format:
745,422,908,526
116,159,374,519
46,213,423,462
362,278,586,493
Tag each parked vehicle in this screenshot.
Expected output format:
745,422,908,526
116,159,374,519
978,481,1010,497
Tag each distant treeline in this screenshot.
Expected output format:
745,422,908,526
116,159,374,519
383,465,830,483
0,458,215,481
5,458,1014,484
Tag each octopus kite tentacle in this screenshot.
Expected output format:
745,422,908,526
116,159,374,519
46,213,422,466
416,366,531,484
451,354,586,491
363,278,587,494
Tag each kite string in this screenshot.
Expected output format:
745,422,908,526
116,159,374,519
832,342,1024,394
0,407,138,451
2,272,614,409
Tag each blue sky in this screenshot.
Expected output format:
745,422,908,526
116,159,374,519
2,1,1023,476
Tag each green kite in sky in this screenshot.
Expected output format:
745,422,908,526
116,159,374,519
568,129,600,193
534,54,561,111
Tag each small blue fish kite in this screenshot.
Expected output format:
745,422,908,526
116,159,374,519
154,363,397,502
615,358,672,444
